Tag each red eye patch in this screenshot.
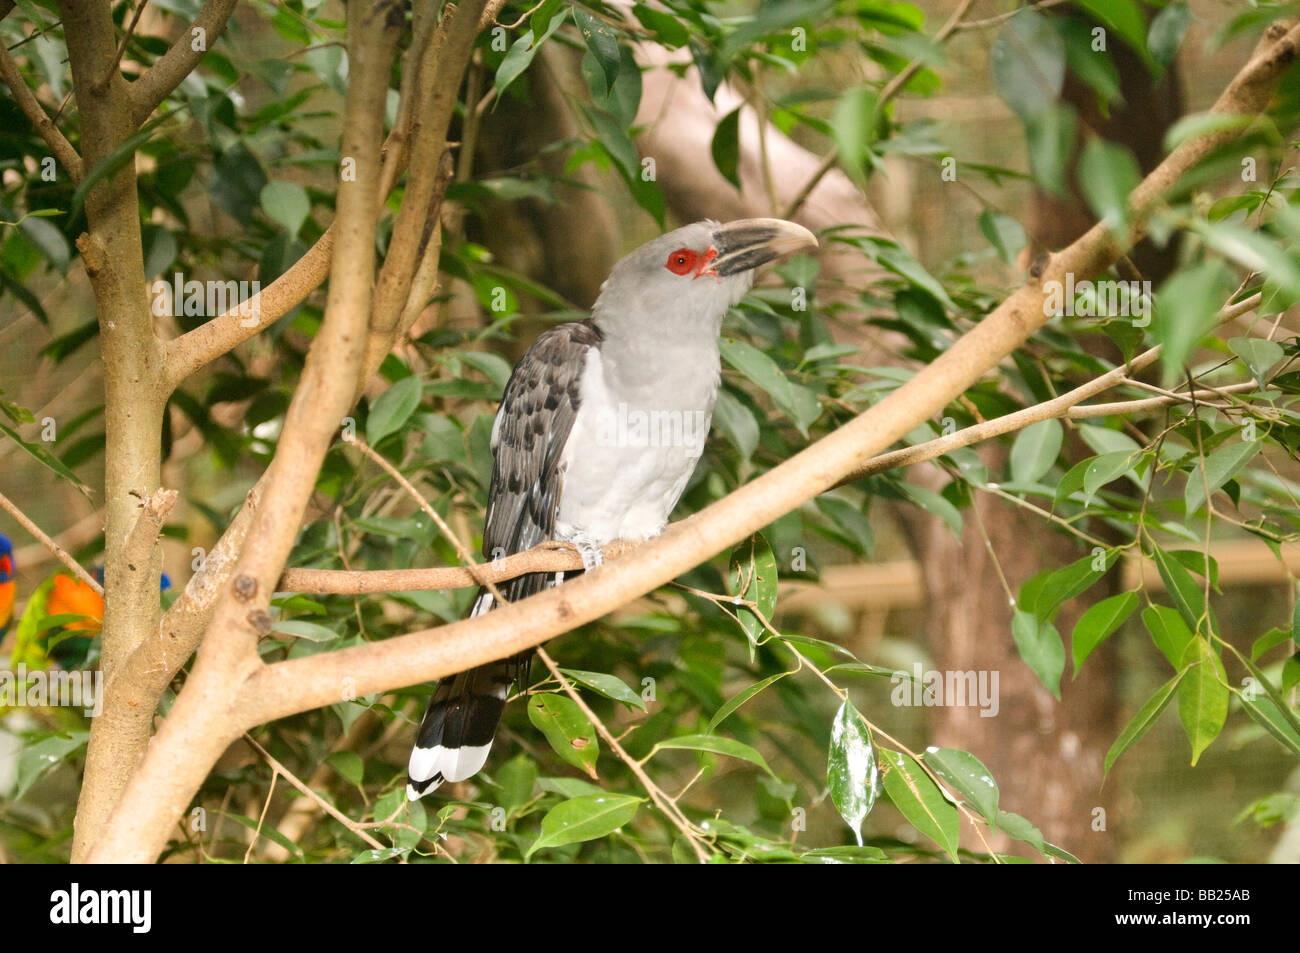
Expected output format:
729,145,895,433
665,248,699,276
664,245,720,278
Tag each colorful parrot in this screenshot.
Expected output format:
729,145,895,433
0,534,14,638
11,565,171,669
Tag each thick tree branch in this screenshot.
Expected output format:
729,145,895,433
0,38,84,181
127,0,239,127
82,0,406,865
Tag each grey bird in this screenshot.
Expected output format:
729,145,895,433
406,218,818,799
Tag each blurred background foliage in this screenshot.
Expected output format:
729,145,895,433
0,0,1298,863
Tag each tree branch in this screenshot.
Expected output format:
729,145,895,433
127,0,239,127
0,488,100,592
0,36,84,181
82,0,406,865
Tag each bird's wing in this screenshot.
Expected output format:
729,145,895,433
482,320,603,582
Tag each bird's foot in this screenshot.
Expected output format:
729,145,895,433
564,533,605,570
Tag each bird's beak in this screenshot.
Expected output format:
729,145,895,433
704,218,819,278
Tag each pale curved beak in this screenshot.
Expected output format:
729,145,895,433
707,218,819,277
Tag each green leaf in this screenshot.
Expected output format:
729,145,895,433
272,619,341,642
326,751,364,785
978,209,1027,264
1077,0,1151,62
572,6,620,96
1239,692,1300,758
720,338,821,436
1177,636,1229,765
1072,590,1139,674
631,3,689,47
653,733,774,776
991,8,1065,121
1020,550,1116,622
827,700,878,845
15,731,88,799
1184,439,1261,516
1078,138,1139,230
366,375,423,445
495,10,568,96
880,749,960,862
898,481,963,536
923,747,999,825
260,181,310,236
712,388,759,461
1142,604,1195,669
494,754,538,811
1105,671,1183,776
526,794,641,858
1083,450,1138,500
585,106,640,181
727,533,778,650
1148,2,1191,68
527,694,599,778
1011,609,1065,699
1252,626,1292,660
1152,546,1209,632
0,420,92,497
830,86,879,179
1025,104,1077,196
1228,336,1284,384
710,107,742,189
1154,261,1236,387
1009,418,1063,484
708,670,793,731
560,668,646,710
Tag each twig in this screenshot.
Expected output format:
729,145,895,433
244,733,385,852
0,488,100,592
535,646,713,863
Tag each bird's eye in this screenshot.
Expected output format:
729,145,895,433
665,248,699,276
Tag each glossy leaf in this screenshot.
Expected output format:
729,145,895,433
828,700,878,845
527,694,599,778
1176,636,1229,765
880,748,960,862
526,794,641,858
1072,590,1139,674
923,747,999,825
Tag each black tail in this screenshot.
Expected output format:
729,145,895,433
405,587,534,800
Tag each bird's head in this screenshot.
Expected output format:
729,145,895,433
592,218,818,336
0,533,13,585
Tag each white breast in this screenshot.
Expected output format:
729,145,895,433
556,345,718,543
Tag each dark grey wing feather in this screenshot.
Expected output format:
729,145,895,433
483,319,602,601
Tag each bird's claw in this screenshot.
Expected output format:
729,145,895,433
567,535,605,571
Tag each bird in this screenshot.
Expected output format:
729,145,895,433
20,567,171,669
0,534,14,638
406,218,817,800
